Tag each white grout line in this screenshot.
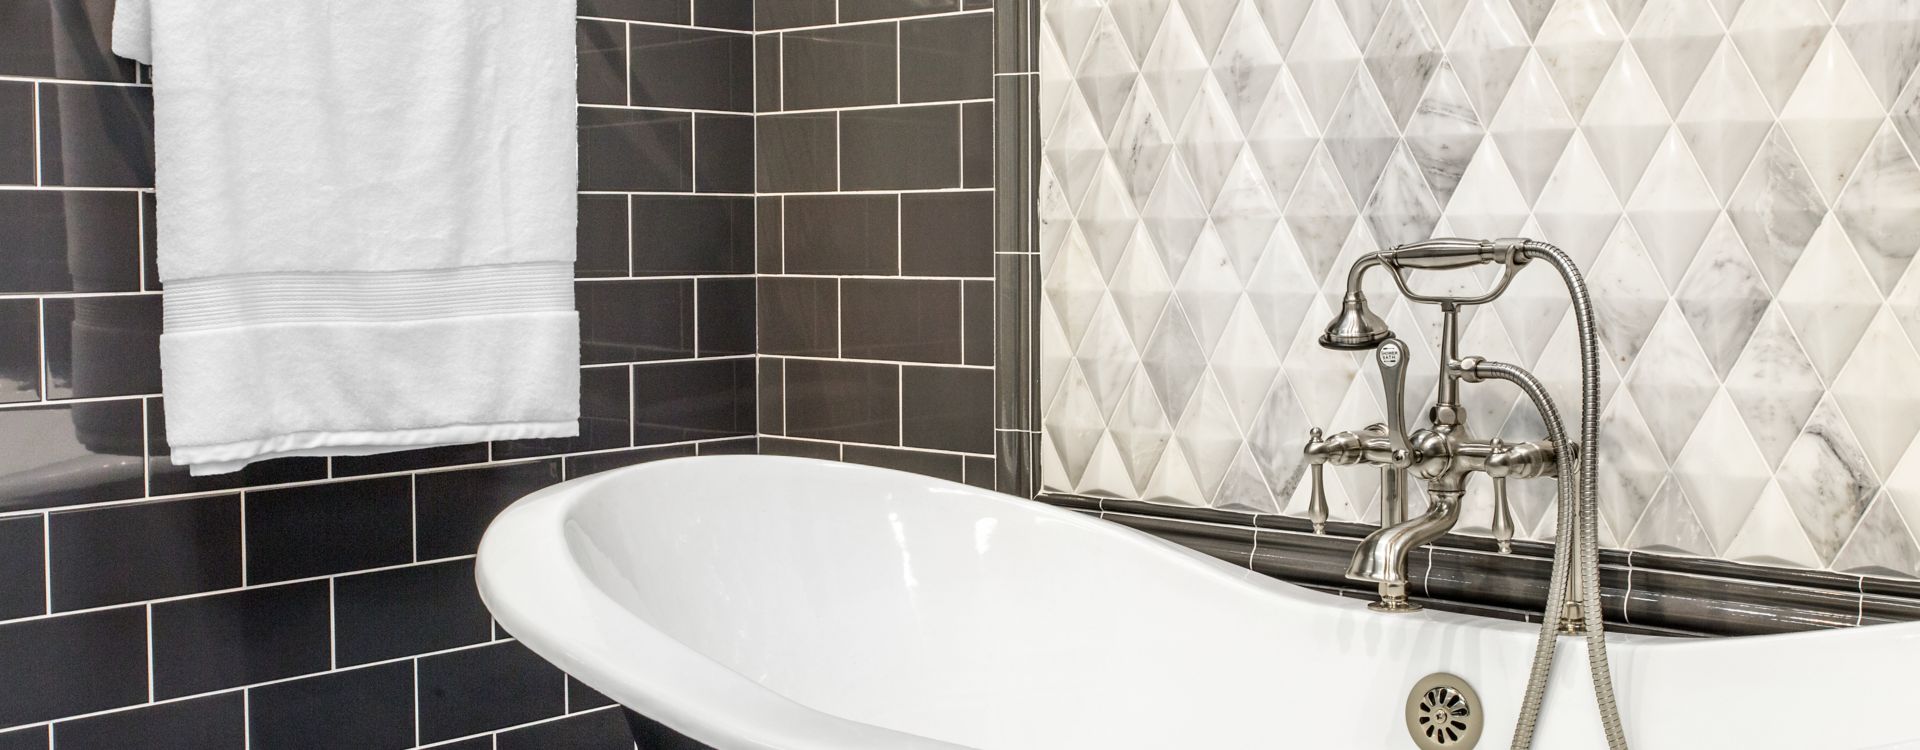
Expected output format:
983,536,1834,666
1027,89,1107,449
30,82,42,187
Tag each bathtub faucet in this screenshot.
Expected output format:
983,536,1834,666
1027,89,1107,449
1302,239,1571,614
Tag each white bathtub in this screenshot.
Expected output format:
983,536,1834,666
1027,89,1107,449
475,456,1920,749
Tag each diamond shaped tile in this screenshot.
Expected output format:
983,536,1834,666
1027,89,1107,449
1723,481,1825,568
1245,233,1322,353
1628,0,1725,115
1173,228,1247,354
1836,124,1920,294
1287,0,1367,129
1363,146,1445,247
1626,480,1715,555
1535,0,1630,120
1109,229,1176,346
1075,295,1142,417
1142,300,1208,424
1045,229,1109,349
1597,389,1671,537
1046,0,1109,69
1833,0,1920,108
1245,69,1321,205
1076,13,1144,137
1422,0,1474,38
1675,220,1770,377
1141,158,1210,279
1832,491,1920,578
1046,362,1108,488
1252,0,1316,54
1590,221,1673,369
1508,0,1557,38
1365,0,1446,127
1324,73,1402,205
1441,139,1533,239
1624,130,1719,287
1452,0,1534,117
1671,390,1774,552
1779,30,1885,204
1174,373,1246,500
1176,81,1249,206
1215,445,1281,512
1284,146,1363,278
1404,64,1487,206
1211,0,1287,131
1581,48,1672,198
1727,126,1827,292
1726,0,1830,113
1725,305,1825,467
1624,303,1720,460
1777,397,1882,565
1530,133,1624,268
1489,54,1580,204
1282,299,1363,425
1181,0,1242,58
1141,7,1215,133
1107,84,1177,207
1211,151,1285,276
1110,0,1175,64
1245,375,1314,500
1143,438,1207,505
1776,217,1881,382
1211,298,1285,426
1675,39,1775,203
1832,308,1920,478
1044,91,1110,210
1077,162,1143,278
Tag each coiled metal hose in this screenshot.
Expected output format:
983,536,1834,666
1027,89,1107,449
1484,241,1628,749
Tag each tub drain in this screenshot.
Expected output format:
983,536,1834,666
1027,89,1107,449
1405,673,1482,749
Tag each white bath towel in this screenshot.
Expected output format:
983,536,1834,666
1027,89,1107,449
114,0,581,474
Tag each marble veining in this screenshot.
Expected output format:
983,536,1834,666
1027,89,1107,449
1042,0,1920,578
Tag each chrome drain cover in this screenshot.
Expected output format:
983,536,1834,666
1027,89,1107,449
1406,673,1483,749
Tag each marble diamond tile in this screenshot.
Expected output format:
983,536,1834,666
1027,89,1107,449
1779,30,1885,204
1629,0,1725,115
1833,0,1920,108
1042,0,1920,578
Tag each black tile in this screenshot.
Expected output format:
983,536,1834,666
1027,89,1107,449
246,477,412,584
579,108,692,192
758,357,784,434
993,75,1035,254
494,366,633,459
841,279,962,362
0,190,142,293
760,435,841,460
48,494,241,612
901,192,992,277
843,444,964,482
994,0,1034,74
900,14,992,103
694,113,754,193
41,294,161,399
497,707,633,750
578,19,629,106
842,0,960,21
145,398,328,496
53,692,244,750
38,83,154,188
784,359,899,445
781,24,898,110
755,34,781,112
697,436,758,455
248,662,414,750
756,113,836,192
963,455,994,489
0,299,38,403
0,726,45,750
414,461,562,560
963,100,992,188
330,443,489,478
151,582,330,698
334,559,492,667
0,82,34,184
630,26,752,112
756,0,836,30
697,278,755,356
841,105,960,190
902,366,992,453
578,279,694,364
783,194,897,274
578,194,630,278
568,676,616,711
417,641,566,743
0,606,147,726
564,443,696,479
0,0,134,81
140,191,158,288
578,0,688,23
632,358,755,445
756,196,783,273
0,400,142,513
631,196,753,275
694,0,754,30
758,277,838,356
963,279,992,366
422,740,491,750
0,516,44,620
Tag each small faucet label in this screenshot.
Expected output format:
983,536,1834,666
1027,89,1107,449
1379,341,1403,368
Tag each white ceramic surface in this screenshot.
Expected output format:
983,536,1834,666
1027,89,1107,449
476,455,1920,750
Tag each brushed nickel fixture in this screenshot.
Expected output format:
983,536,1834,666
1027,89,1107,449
1406,673,1483,750
1302,238,1628,749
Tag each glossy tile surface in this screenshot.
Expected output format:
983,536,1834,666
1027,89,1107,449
1042,0,1920,579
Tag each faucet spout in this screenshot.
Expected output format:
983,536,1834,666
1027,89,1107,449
1345,491,1462,610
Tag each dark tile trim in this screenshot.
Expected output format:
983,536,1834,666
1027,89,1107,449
1041,494,1918,637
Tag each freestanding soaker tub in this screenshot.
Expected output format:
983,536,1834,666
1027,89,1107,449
475,456,1920,749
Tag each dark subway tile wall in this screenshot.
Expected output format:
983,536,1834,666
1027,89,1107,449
0,5,737,748
755,4,999,487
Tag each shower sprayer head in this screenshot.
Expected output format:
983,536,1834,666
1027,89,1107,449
1320,293,1393,350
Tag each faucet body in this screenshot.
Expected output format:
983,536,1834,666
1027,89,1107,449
1303,239,1574,614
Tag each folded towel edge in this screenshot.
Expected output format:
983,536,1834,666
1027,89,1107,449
177,419,581,475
